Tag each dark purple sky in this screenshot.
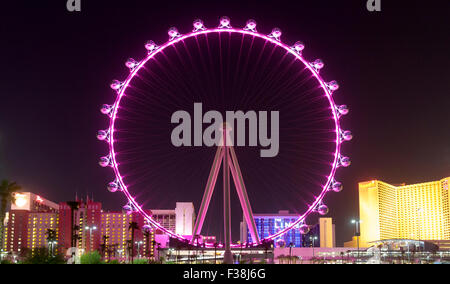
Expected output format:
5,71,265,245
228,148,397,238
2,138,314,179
0,0,449,245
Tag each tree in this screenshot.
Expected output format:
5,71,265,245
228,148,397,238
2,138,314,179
0,180,21,258
22,247,65,264
142,228,151,262
128,221,139,263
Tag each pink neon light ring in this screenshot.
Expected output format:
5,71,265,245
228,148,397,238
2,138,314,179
100,18,350,248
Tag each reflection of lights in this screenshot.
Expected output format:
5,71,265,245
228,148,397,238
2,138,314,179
36,196,43,203
14,194,27,208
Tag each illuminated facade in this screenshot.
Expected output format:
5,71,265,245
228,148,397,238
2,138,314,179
359,177,450,246
150,202,196,236
3,193,186,258
101,211,154,259
240,211,335,248
2,193,59,254
58,198,102,253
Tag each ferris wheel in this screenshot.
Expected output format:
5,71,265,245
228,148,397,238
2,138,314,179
97,17,352,257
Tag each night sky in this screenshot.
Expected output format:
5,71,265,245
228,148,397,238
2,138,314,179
1,0,449,245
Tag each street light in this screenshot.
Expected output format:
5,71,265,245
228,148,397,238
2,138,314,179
49,240,57,256
310,236,318,260
351,219,362,261
289,242,294,264
135,241,144,258
85,225,97,251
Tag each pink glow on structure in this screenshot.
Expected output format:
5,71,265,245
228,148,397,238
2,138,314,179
104,22,345,248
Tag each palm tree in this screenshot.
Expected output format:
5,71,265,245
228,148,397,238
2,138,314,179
128,221,139,263
142,228,151,262
0,180,21,257
100,235,109,259
66,201,80,247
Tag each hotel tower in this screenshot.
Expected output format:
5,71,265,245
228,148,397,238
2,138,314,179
359,177,450,246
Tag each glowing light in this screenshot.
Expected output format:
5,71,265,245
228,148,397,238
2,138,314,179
317,204,329,216
218,16,231,29
101,18,349,247
100,104,113,115
330,181,343,192
97,130,109,141
337,105,349,116
311,59,324,72
107,182,120,193
193,19,205,32
168,27,181,40
14,194,27,208
145,40,158,53
341,130,353,142
268,28,282,41
327,80,339,93
244,19,257,32
99,156,111,168
340,156,351,167
110,80,123,91
292,41,305,54
125,58,139,70
299,224,310,235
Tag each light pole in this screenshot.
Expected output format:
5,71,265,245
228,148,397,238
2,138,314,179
85,225,97,252
289,242,294,264
47,239,57,257
351,219,362,261
135,241,143,258
310,236,318,262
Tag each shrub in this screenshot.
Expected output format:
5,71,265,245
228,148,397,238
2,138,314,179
22,247,66,264
80,251,103,264
132,259,149,264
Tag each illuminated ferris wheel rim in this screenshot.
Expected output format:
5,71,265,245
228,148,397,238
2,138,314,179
98,17,351,248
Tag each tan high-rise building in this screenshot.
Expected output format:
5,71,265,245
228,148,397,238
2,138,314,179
359,177,450,247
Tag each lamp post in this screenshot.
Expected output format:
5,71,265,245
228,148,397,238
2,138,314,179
310,236,318,262
351,219,362,261
48,240,57,257
85,225,97,252
289,242,294,264
135,241,143,258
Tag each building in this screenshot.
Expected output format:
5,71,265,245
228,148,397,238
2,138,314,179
101,210,154,260
151,210,176,233
359,177,450,247
3,194,195,259
319,218,335,248
2,192,59,255
175,202,195,236
151,202,195,236
58,198,102,253
240,210,335,248
241,210,302,247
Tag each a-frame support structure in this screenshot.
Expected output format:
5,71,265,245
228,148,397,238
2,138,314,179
191,124,260,263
